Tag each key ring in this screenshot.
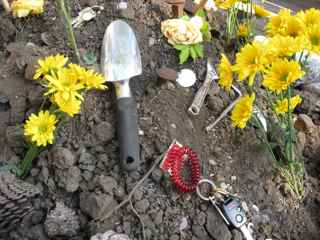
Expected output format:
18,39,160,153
196,179,217,201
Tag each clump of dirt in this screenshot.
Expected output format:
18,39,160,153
0,1,320,240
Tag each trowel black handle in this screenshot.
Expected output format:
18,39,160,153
117,97,140,171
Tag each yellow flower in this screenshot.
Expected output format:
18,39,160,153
237,23,249,38
266,35,304,58
253,4,271,18
262,59,304,94
52,92,82,117
306,24,320,55
297,8,320,27
214,0,237,10
233,42,267,86
45,68,84,99
218,54,233,91
284,16,305,38
24,110,57,147
161,19,203,45
11,0,44,18
265,9,291,37
275,95,302,115
34,54,68,80
68,64,107,90
231,93,255,129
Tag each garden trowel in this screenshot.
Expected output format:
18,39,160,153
101,20,142,171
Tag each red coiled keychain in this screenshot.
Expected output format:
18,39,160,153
160,141,201,193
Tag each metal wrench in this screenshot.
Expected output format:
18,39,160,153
188,58,218,116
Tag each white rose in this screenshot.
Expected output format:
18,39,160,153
161,19,203,45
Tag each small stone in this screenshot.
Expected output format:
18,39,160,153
153,210,163,225
149,37,156,47
134,199,150,213
206,209,232,240
123,221,131,234
208,159,217,166
98,175,118,194
231,229,243,240
294,114,315,132
133,187,144,201
28,86,45,106
114,185,126,201
44,202,80,237
50,147,76,168
80,193,117,219
9,96,26,123
55,166,81,192
25,57,40,80
220,182,228,190
151,168,163,183
169,235,179,240
79,151,96,172
5,125,25,147
179,217,188,231
90,230,131,240
207,95,224,112
95,121,115,142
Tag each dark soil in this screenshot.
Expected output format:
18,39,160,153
0,1,320,240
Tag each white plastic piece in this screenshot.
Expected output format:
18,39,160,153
176,69,197,87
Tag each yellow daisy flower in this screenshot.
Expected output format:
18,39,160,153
24,110,57,147
45,68,84,99
218,54,233,91
253,4,271,18
233,42,267,86
34,54,68,80
262,59,304,94
265,9,291,37
275,95,302,115
52,92,82,117
284,16,305,38
297,8,320,27
214,0,237,10
266,35,304,58
237,23,249,38
68,64,107,90
306,24,320,55
231,93,255,129
11,0,44,18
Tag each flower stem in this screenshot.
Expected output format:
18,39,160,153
19,144,41,178
56,0,81,64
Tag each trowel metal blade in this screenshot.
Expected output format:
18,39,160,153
101,20,142,82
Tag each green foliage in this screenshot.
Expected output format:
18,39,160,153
174,43,204,64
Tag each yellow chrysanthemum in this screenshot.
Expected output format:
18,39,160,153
68,64,107,90
214,0,237,10
218,54,233,91
233,42,267,86
34,54,68,80
266,35,304,58
11,0,44,18
306,24,320,55
237,23,249,38
45,68,84,99
275,95,302,115
231,93,255,129
265,9,291,37
297,8,320,27
262,59,304,94
284,16,305,38
253,4,271,18
52,92,82,117
24,110,57,147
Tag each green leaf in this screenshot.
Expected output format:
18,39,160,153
195,9,206,18
181,15,190,21
179,47,190,64
194,44,204,58
190,46,197,61
200,22,212,41
173,44,188,51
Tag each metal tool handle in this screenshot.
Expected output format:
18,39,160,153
188,80,211,116
117,97,140,171
239,225,255,240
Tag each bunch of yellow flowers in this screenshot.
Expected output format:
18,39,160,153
24,54,106,147
217,8,320,129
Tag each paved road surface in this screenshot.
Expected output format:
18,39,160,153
266,0,320,12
